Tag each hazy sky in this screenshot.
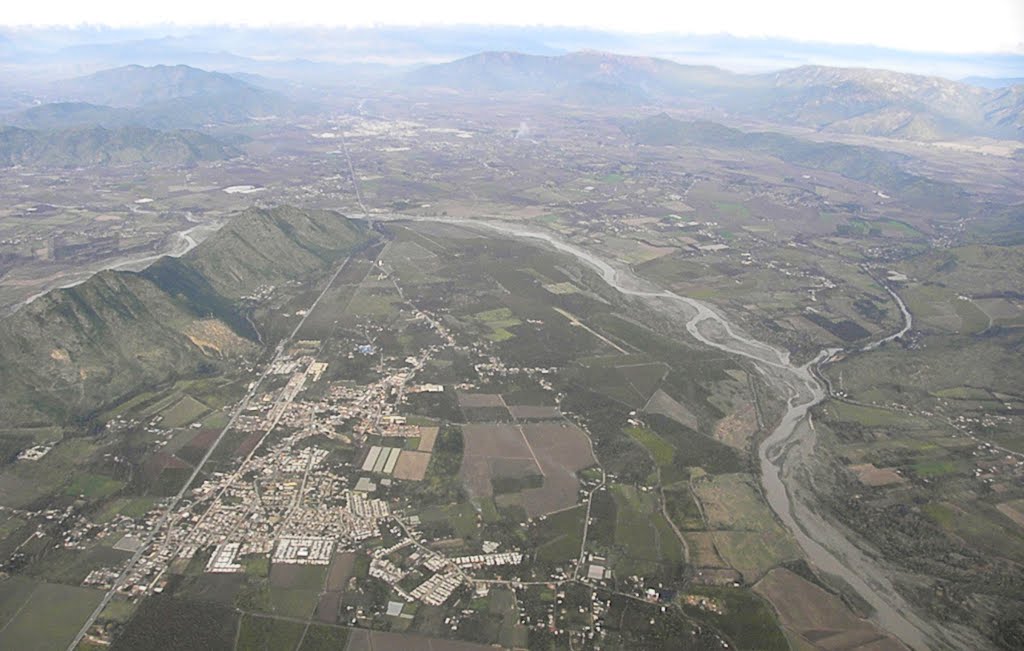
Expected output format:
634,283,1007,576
3,0,1023,54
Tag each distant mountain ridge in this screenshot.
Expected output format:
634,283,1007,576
764,65,1022,140
411,51,1024,141
0,125,238,167
50,64,258,107
0,206,371,428
407,50,750,103
4,25,1021,80
5,64,292,130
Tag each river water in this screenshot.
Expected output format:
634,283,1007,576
11,222,218,314
416,216,975,650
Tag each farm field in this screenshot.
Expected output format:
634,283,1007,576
754,568,904,651
0,580,104,650
0,106,1019,651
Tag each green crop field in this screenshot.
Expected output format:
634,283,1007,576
680,586,789,651
474,307,515,323
625,427,675,466
159,395,210,428
825,401,926,428
912,459,959,477
64,472,124,499
237,613,306,651
533,505,585,562
95,497,153,523
692,473,777,531
610,484,684,575
297,624,350,651
0,581,103,651
711,530,799,583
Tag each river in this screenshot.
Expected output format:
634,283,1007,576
10,221,219,314
406,216,975,650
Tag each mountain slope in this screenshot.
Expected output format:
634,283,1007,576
180,205,371,299
761,65,1017,140
51,64,259,107
5,102,131,130
0,206,371,427
0,125,238,167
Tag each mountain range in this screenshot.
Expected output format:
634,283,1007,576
49,64,260,107
2,25,1022,80
3,64,291,131
2,56,1021,145
411,51,1024,141
0,206,371,429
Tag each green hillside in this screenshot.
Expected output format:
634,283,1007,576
623,114,965,208
181,205,370,299
0,206,371,427
0,125,238,167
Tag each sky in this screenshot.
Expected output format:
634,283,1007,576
2,0,1023,54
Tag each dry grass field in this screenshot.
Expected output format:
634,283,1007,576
459,423,540,499
417,426,439,452
456,392,505,408
459,422,594,517
508,405,561,420
848,463,905,487
520,422,596,517
754,568,905,651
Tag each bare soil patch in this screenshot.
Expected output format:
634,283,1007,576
996,499,1024,529
394,451,431,481
508,405,561,420
459,424,539,500
315,591,340,623
416,426,439,452
144,451,189,477
712,402,759,450
325,552,356,591
754,568,906,651
520,422,596,518
644,388,699,431
684,532,728,568
456,392,505,408
184,428,219,450
234,432,263,458
849,463,905,487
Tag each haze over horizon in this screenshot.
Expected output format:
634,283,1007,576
2,0,1023,55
